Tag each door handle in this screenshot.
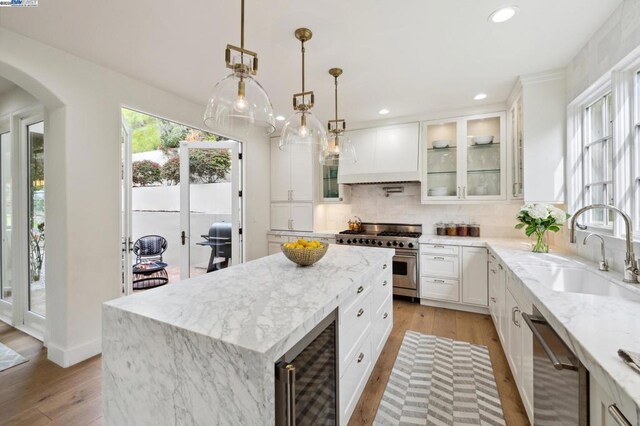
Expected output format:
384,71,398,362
357,308,364,317
357,352,364,363
521,313,578,371
608,404,632,426
181,231,186,245
382,280,388,286
457,186,461,199
276,363,296,426
357,285,364,294
383,312,388,319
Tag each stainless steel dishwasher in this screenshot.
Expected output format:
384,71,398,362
522,307,589,425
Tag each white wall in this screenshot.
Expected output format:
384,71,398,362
0,27,270,367
316,184,524,238
0,84,38,115
566,0,640,101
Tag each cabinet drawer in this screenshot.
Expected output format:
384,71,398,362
420,254,460,279
339,291,372,374
340,337,372,425
420,277,460,302
372,270,393,313
267,235,289,244
420,244,460,257
341,280,372,315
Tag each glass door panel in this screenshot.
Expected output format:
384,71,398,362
466,116,501,198
0,131,10,306
27,121,45,317
322,165,339,200
180,141,241,279
424,121,458,199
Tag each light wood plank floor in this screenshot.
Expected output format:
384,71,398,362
0,300,529,426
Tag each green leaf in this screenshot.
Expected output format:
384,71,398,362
548,225,560,232
515,223,525,229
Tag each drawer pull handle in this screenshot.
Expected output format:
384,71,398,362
608,404,632,426
433,256,445,260
490,297,497,303
383,280,388,286
357,308,365,317
434,279,445,283
383,312,388,319
357,286,364,294
490,268,497,274
434,245,445,248
383,264,388,269
357,353,364,363
498,264,504,270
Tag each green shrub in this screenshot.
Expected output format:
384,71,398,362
132,160,162,186
189,149,231,183
161,156,180,185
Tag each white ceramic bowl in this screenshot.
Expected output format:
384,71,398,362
473,135,494,145
432,140,451,149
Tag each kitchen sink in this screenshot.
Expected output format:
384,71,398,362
522,265,640,301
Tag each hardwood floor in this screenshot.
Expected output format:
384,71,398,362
348,299,531,426
0,299,529,426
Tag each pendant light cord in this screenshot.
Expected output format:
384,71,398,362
240,0,245,50
301,39,306,103
334,75,338,122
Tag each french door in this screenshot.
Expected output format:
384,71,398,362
0,109,46,338
120,116,242,295
179,141,242,279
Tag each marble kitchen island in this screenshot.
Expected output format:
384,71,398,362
102,245,394,426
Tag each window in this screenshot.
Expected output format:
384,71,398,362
583,93,613,227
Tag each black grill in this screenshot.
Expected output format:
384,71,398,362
197,222,232,272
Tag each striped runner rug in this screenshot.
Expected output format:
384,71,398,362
374,331,506,426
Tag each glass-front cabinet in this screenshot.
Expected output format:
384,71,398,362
322,164,340,200
422,112,507,203
510,96,524,199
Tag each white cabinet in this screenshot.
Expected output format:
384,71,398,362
338,122,420,184
488,254,506,344
591,376,637,426
419,244,488,311
461,247,488,306
270,203,313,232
507,72,565,203
270,138,314,202
422,112,507,203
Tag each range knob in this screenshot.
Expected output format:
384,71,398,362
408,242,414,248
338,238,344,244
377,241,383,246
365,239,370,244
347,239,352,244
386,242,392,247
371,239,376,245
359,238,364,244
398,242,404,248
392,241,398,246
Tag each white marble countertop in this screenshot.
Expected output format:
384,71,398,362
424,236,640,414
487,240,640,418
267,230,338,239
104,244,392,357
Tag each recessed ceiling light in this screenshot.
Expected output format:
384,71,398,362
474,93,488,100
276,115,286,121
488,6,518,23
378,108,390,115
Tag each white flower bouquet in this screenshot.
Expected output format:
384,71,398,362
515,203,570,252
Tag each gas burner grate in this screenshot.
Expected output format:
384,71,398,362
338,230,362,235
377,231,422,238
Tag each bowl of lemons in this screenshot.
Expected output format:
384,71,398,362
281,239,329,266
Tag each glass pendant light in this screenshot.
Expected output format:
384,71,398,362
204,0,275,136
280,28,328,152
320,68,357,166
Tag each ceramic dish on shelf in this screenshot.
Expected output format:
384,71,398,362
472,135,494,145
428,187,449,196
432,140,451,149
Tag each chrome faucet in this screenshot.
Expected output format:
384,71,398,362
583,233,609,272
570,204,638,283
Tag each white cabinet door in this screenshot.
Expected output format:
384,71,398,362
488,255,499,322
519,299,534,420
461,247,488,306
497,267,508,345
338,128,376,178
290,148,314,201
506,288,521,383
420,254,459,279
375,123,420,174
268,242,282,255
270,203,291,231
270,138,290,202
290,203,313,232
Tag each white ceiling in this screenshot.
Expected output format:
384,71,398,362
0,0,621,125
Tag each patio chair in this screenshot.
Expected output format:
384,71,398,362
132,235,168,289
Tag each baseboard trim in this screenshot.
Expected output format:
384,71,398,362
47,338,102,368
419,298,490,315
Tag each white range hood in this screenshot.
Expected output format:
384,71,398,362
338,122,421,184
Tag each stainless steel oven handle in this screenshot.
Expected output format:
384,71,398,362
521,313,578,371
284,364,296,426
608,404,632,426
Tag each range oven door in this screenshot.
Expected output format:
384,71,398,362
392,250,418,297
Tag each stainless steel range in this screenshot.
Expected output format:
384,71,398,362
335,223,421,299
